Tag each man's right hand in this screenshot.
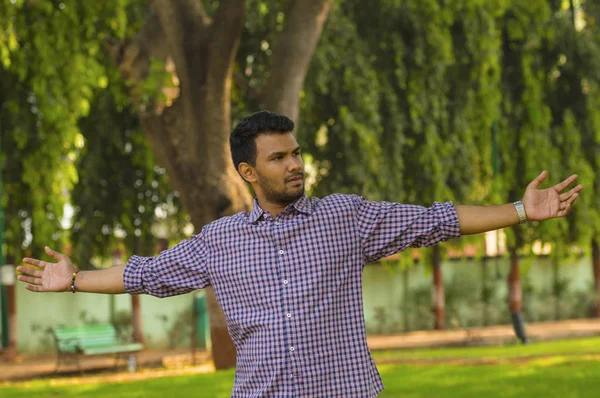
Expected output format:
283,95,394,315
17,246,76,293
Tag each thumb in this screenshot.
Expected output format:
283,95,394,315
45,246,63,261
528,170,548,190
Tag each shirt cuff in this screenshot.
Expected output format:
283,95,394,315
435,201,461,241
123,255,150,295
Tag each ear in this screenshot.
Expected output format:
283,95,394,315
238,162,257,183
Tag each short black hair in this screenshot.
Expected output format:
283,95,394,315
230,111,295,171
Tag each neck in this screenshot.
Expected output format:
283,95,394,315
257,197,293,217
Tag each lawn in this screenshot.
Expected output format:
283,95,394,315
3,338,600,397
371,336,600,362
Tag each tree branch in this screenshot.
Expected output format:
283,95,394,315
140,101,188,198
189,0,212,25
151,0,207,93
262,0,334,123
233,70,262,102
205,0,246,97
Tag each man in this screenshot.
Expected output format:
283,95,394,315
18,111,582,397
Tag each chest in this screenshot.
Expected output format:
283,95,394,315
207,214,360,299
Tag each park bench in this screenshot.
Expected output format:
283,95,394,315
51,324,144,373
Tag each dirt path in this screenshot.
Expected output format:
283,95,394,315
1,318,599,384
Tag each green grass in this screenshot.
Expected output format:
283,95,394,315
378,358,600,398
371,336,600,362
0,370,236,398
3,338,600,397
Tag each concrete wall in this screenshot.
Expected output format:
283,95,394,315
2,256,594,354
10,285,200,354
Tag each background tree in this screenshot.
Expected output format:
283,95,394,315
2,0,335,369
299,0,505,329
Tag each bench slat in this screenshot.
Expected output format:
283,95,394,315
82,343,144,355
53,324,142,356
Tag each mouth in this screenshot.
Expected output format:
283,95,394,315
286,175,304,184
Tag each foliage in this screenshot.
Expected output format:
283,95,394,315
1,1,187,265
0,0,141,258
71,86,187,268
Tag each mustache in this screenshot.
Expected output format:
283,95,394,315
285,173,304,182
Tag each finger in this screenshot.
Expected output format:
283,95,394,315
528,170,548,189
567,193,579,205
559,185,583,201
17,274,42,285
22,258,48,269
25,285,45,293
45,246,64,261
559,193,579,212
16,266,43,278
558,203,572,217
553,174,579,192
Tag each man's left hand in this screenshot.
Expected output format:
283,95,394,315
522,171,583,222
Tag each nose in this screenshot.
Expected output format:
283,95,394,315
287,155,303,172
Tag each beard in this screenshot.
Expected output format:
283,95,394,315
257,172,305,205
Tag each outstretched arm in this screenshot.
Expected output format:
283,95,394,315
456,171,582,235
17,246,126,294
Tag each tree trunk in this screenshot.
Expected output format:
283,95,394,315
481,255,489,326
3,283,16,362
131,295,144,344
593,239,600,317
508,246,528,343
402,262,410,332
431,246,444,330
262,0,334,122
110,0,334,370
4,256,17,361
508,247,521,311
552,257,560,320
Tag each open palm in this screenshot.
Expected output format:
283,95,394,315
17,246,75,293
521,171,583,222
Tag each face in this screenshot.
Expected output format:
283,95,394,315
239,132,305,205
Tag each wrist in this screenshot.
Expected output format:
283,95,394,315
513,201,528,224
70,269,81,293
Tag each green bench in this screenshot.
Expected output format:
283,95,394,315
52,324,144,373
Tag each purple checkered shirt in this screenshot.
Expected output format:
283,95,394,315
124,194,460,397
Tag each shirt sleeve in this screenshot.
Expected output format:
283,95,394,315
123,232,210,297
352,195,461,263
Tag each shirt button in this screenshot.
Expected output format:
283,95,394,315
275,221,280,226
279,250,285,255
290,347,295,352
283,280,289,285
286,313,291,318
263,214,267,219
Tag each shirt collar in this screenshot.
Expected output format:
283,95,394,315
247,194,312,223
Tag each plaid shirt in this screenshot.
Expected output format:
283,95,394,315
124,194,460,397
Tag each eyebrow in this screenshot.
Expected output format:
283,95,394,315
267,146,301,158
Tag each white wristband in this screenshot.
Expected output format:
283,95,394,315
514,201,528,224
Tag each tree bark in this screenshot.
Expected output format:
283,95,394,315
110,0,334,370
508,245,528,343
508,247,521,312
431,246,444,330
593,239,600,317
131,295,144,344
481,256,489,326
262,0,334,122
